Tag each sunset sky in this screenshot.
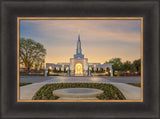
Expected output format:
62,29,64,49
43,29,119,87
20,19,141,64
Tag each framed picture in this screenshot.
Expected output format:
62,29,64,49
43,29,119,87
1,0,159,119
17,17,143,102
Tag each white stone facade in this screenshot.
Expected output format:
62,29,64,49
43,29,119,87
70,58,88,76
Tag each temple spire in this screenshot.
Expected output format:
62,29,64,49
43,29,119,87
74,30,84,58
78,30,80,41
77,30,81,54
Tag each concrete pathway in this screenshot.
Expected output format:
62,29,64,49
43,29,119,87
19,76,141,100
20,82,47,100
109,82,141,100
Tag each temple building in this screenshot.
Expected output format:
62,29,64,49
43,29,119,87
46,31,113,76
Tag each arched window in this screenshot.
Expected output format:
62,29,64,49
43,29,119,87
105,66,111,76
49,66,52,70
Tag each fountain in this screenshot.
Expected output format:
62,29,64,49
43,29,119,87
53,88,103,100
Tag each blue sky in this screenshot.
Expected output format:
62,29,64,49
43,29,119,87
20,19,141,64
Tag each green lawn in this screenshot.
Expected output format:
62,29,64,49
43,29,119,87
20,83,32,86
33,83,126,100
127,83,141,87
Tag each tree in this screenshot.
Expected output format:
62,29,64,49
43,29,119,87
121,60,132,72
20,38,46,72
106,58,122,70
35,58,45,70
133,59,141,72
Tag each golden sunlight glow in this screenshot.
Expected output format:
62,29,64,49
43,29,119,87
56,67,59,71
75,63,83,74
89,67,92,70
49,66,52,70
66,67,69,71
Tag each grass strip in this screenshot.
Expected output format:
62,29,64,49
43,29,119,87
128,83,141,87
20,83,32,86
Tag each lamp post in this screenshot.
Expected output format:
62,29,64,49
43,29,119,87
44,68,47,77
67,69,70,76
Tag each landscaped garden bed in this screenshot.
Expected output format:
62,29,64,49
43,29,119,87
32,83,126,100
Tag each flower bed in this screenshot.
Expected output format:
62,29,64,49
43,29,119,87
33,83,126,100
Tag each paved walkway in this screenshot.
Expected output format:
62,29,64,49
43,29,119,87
109,83,141,100
19,76,141,100
20,82,48,100
20,76,53,83
105,76,141,83
20,76,141,83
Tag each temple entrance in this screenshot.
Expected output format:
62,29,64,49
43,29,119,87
75,63,83,75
